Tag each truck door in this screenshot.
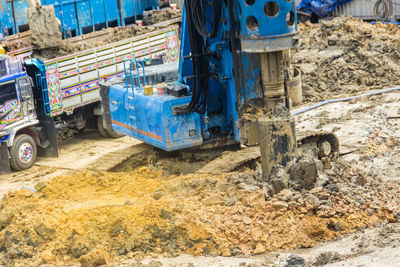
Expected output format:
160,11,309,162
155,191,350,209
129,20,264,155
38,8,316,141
16,77,37,122
0,80,21,130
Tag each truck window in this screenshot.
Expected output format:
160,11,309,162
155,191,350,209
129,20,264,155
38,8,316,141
0,81,17,106
0,60,7,76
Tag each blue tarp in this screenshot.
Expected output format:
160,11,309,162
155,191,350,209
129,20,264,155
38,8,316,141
370,19,400,25
297,0,353,18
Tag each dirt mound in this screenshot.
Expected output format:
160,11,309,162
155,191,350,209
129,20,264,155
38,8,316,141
295,17,400,103
33,24,162,60
143,8,181,25
6,7,181,60
27,5,62,49
0,154,399,266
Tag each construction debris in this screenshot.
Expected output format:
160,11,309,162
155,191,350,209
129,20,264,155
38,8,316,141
0,16,399,267
143,8,181,25
27,5,62,49
0,150,399,266
295,17,400,103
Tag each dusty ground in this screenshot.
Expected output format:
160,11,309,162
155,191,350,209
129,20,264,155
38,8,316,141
1,17,400,267
0,131,142,199
1,90,400,266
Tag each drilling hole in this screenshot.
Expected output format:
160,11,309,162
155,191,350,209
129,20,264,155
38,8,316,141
246,16,259,31
264,1,279,17
245,0,255,6
286,11,295,26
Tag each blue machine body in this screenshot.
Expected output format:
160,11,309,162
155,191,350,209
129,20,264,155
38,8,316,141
102,0,299,151
109,82,203,151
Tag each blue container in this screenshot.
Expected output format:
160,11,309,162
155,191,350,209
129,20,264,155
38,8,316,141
0,0,29,35
0,0,159,38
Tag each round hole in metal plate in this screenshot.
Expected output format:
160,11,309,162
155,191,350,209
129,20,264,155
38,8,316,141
264,1,279,17
246,16,259,31
286,10,295,26
245,0,255,6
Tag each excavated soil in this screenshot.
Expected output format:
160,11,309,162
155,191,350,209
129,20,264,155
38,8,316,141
0,153,399,266
27,6,62,50
295,17,400,103
143,8,181,25
5,6,181,60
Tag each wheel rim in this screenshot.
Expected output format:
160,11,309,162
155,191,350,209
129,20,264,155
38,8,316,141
19,142,34,164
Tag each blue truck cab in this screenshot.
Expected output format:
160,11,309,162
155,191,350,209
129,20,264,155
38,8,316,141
0,56,58,173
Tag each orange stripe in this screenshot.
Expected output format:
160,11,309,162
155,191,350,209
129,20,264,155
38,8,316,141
138,129,162,141
111,120,162,141
111,120,136,132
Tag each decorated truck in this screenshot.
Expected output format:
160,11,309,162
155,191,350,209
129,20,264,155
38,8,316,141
0,26,179,173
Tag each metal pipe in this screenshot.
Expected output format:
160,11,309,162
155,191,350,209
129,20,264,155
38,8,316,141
292,86,400,116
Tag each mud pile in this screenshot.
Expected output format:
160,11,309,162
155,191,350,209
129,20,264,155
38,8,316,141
295,17,400,103
0,154,399,266
32,20,179,60
27,5,62,49
33,24,161,60
6,6,180,60
143,8,181,25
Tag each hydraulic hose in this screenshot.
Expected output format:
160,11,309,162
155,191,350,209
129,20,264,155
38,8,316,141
292,86,400,116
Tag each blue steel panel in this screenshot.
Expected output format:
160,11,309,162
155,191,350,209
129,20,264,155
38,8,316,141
241,53,263,101
76,0,93,29
91,0,107,24
104,0,120,25
141,0,157,10
122,0,134,21
109,83,203,151
61,1,80,35
44,0,80,36
0,0,15,34
13,0,29,26
238,0,297,37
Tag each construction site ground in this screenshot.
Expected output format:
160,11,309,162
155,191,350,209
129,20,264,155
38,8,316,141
1,17,400,267
0,89,399,267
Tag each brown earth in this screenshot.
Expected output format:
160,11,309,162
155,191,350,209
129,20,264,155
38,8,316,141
295,17,400,103
5,6,181,60
0,150,399,266
1,16,400,267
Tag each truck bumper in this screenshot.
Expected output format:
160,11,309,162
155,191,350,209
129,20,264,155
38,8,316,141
0,143,11,174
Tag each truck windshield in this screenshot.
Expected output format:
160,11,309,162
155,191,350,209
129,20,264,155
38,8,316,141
0,81,17,107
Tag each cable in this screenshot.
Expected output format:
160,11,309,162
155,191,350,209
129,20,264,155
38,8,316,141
292,86,400,116
374,0,390,21
176,0,221,114
190,0,221,38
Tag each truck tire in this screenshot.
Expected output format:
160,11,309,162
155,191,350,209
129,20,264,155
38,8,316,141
106,128,123,139
97,116,123,139
10,134,37,171
97,116,111,138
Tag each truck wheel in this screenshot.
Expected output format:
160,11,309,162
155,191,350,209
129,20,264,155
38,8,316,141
10,134,37,171
97,116,111,138
106,128,123,139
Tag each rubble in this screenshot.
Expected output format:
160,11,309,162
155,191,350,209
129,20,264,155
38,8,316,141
0,14,399,267
0,151,399,266
143,8,181,25
5,7,181,60
27,5,62,49
295,17,400,103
